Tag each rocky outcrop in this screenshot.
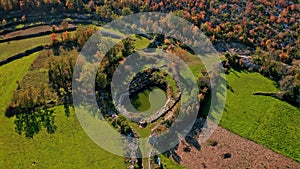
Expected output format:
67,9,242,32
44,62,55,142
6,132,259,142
214,41,253,55
239,55,260,71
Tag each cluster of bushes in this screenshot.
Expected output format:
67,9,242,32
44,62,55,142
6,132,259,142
48,31,136,112
1,1,298,71
129,69,167,93
5,79,58,138
6,84,56,117
50,24,98,49
48,56,75,102
6,47,80,118
109,115,133,135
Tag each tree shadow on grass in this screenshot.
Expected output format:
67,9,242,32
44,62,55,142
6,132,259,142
231,69,241,78
14,108,57,138
63,103,71,117
227,83,235,93
6,104,72,138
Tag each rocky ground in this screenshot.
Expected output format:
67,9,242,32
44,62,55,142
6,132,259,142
173,126,300,169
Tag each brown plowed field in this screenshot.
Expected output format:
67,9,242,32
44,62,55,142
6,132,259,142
174,126,299,169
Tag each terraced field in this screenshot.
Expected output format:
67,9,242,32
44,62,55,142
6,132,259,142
0,35,49,61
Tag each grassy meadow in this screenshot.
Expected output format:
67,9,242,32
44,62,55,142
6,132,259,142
0,35,49,61
221,70,300,162
0,38,184,168
0,53,127,168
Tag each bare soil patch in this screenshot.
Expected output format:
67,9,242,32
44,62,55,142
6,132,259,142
3,24,75,38
174,126,300,169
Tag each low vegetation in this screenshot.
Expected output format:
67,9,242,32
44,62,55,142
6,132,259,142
1,28,186,168
0,53,39,112
0,35,49,61
221,70,300,162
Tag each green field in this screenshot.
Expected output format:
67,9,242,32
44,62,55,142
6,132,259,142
221,70,300,162
0,54,126,169
0,35,49,61
0,52,39,111
160,155,187,169
1,107,127,169
0,49,184,169
1,26,299,168
132,35,150,50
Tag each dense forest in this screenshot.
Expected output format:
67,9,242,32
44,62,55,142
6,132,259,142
1,0,299,59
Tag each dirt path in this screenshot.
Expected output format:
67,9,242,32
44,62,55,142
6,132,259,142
174,126,299,169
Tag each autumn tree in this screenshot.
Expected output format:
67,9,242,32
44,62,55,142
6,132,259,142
61,31,71,44
21,15,26,22
66,0,74,9
1,19,7,25
61,21,68,30
50,33,59,46
6,83,56,117
87,0,95,12
75,25,98,48
48,57,76,102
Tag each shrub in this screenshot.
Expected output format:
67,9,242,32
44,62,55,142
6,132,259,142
1,19,7,25
21,15,26,22
208,140,218,146
61,21,68,30
223,153,232,159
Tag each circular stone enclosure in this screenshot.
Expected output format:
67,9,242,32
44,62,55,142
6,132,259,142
119,67,181,123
